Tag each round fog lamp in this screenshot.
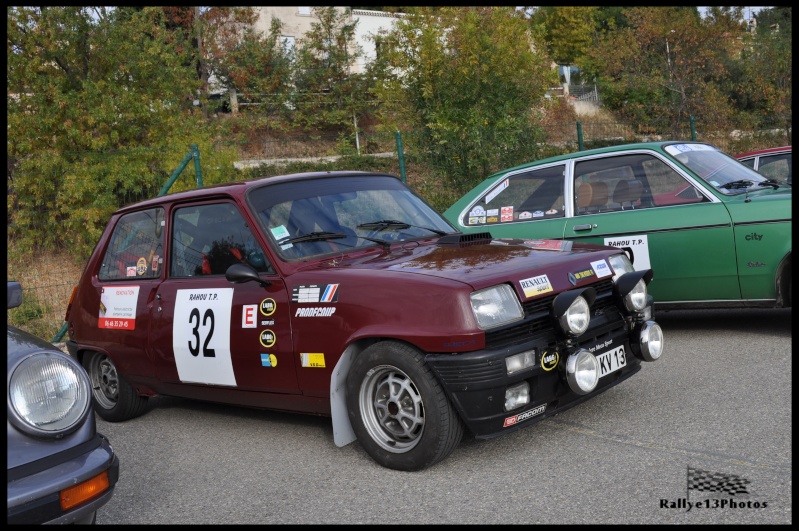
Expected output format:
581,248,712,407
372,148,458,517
624,279,648,312
559,296,591,336
638,321,664,362
565,349,599,395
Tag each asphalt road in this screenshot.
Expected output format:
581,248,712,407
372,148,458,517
94,307,792,525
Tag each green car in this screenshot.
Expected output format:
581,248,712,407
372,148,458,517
443,141,792,310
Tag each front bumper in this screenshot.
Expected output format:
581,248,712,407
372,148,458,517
427,313,651,439
7,433,119,525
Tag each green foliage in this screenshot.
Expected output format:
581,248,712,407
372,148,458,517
203,8,294,122
8,298,56,342
580,7,747,132
370,7,557,192
6,7,236,257
529,7,598,66
289,7,371,132
735,7,792,122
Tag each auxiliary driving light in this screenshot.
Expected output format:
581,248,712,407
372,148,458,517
504,381,530,411
553,288,596,337
637,320,664,362
565,349,599,395
505,350,535,375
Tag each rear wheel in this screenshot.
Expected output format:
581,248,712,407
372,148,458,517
346,340,464,471
83,351,149,422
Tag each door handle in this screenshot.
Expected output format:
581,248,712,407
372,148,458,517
572,224,596,232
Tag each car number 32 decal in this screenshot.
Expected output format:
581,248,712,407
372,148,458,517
172,288,237,386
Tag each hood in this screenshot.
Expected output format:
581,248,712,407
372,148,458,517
723,186,792,223
317,234,620,291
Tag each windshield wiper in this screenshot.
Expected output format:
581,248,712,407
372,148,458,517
755,179,781,189
279,231,392,252
278,231,347,245
719,180,753,190
357,219,447,236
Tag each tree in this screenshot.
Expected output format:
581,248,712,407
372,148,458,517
580,6,747,136
735,7,792,133
370,6,557,191
529,6,598,67
7,6,235,256
289,6,369,132
202,8,294,119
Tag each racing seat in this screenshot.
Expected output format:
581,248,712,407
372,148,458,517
192,204,250,275
576,181,609,214
612,179,644,210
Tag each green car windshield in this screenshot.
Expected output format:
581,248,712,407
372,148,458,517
665,143,784,194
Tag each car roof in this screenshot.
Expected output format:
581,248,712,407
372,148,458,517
734,146,792,159
481,140,709,179
113,170,401,214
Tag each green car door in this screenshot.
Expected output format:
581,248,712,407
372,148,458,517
563,151,740,303
563,203,738,303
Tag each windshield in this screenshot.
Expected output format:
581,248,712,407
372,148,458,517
247,175,456,260
665,143,777,195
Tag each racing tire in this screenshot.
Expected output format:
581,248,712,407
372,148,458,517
83,351,149,422
346,340,464,471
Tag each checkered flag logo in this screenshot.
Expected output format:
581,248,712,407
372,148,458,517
688,467,750,496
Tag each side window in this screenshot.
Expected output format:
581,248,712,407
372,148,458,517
99,208,164,281
643,158,709,207
462,165,566,226
574,163,634,215
739,158,756,169
170,203,272,278
574,153,707,213
758,154,791,183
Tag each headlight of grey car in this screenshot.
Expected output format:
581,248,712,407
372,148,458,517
8,352,91,438
470,284,524,329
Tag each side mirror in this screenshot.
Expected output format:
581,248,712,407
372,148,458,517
7,281,23,309
225,263,272,287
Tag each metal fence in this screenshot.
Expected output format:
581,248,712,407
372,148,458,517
7,116,791,343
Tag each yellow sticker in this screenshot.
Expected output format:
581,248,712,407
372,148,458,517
136,257,148,276
300,353,325,368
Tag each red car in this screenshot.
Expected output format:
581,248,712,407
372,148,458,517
735,145,792,185
65,171,663,471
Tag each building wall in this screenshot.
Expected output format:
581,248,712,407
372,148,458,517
351,9,404,73
253,6,325,41
252,7,403,74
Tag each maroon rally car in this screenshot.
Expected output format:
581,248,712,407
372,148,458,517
65,171,664,471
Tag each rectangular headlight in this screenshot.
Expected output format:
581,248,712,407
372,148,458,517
470,284,524,330
506,349,535,375
608,252,635,283
504,381,530,411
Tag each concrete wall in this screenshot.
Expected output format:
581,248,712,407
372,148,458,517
351,9,404,73
253,6,325,42
253,7,403,74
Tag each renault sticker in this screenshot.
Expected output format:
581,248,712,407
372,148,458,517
520,274,553,298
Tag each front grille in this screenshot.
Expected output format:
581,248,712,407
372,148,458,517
485,278,620,350
431,358,507,386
